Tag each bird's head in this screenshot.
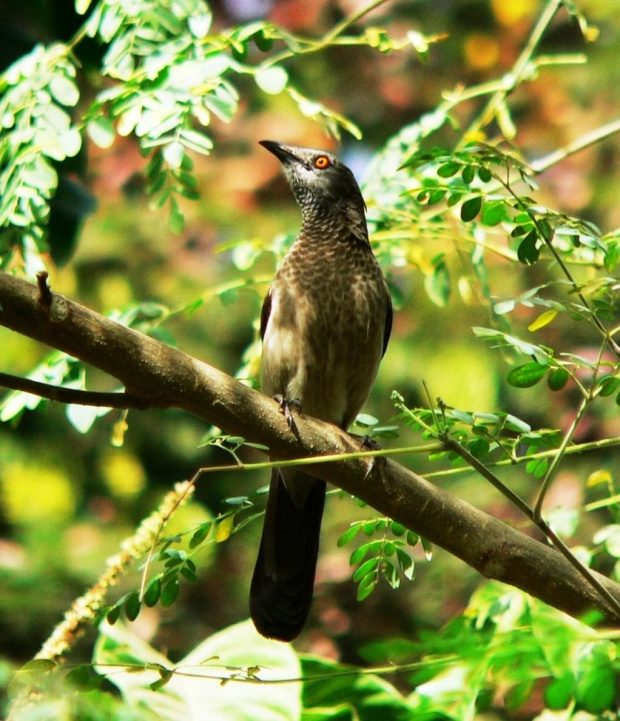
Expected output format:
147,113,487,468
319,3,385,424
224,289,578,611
259,140,367,241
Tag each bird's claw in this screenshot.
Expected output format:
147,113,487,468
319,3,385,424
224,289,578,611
349,433,384,480
349,432,382,452
274,395,301,431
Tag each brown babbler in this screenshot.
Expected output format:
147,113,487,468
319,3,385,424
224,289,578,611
250,140,392,641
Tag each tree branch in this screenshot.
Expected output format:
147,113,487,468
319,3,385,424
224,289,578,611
1,270,620,624
0,371,147,409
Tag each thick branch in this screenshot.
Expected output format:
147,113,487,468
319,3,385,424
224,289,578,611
1,270,620,624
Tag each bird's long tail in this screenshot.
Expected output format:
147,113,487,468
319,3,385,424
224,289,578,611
250,470,326,641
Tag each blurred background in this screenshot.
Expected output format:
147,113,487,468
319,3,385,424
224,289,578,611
1,0,620,685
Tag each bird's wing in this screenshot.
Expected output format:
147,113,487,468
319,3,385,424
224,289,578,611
260,286,273,341
382,292,393,358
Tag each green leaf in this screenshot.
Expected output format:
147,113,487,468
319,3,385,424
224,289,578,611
517,230,540,265
350,544,371,565
511,224,530,237
337,524,362,547
124,591,141,621
395,548,415,580
428,188,447,204
382,559,399,588
353,557,379,582
421,537,433,560
179,129,213,155
65,664,101,690
548,367,569,391
160,578,179,607
461,164,475,185
598,375,620,397
406,530,419,546
544,674,575,710
301,656,413,719
437,161,460,177
504,414,531,433
143,577,161,607
575,643,616,713
163,141,185,169
384,541,396,556
106,604,121,625
169,196,185,234
507,362,549,388
214,514,235,542
460,195,482,222
424,257,451,307
505,680,533,711
254,30,274,52
390,521,405,536
75,0,94,13
526,457,548,478
49,74,80,106
481,200,506,226
149,668,174,692
468,437,490,459
87,116,115,148
180,566,198,583
478,166,492,182
357,573,378,601
355,413,379,427
188,10,212,38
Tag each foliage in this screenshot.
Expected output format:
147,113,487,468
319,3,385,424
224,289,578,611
3,0,620,719
10,586,620,720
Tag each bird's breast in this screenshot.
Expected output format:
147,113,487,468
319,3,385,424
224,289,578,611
261,237,388,428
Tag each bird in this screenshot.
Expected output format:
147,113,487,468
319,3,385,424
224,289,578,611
250,140,392,642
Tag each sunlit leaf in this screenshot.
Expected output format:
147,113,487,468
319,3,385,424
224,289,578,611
528,309,558,332
254,66,288,95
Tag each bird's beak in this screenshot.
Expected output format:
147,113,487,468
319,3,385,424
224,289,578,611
259,140,299,165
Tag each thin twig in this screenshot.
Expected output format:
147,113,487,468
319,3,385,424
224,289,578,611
461,0,564,143
531,118,620,174
0,371,149,409
261,0,392,68
322,0,390,44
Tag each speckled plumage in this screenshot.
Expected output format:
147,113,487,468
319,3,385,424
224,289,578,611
250,141,392,642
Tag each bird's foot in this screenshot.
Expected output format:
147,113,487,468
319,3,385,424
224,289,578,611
349,433,384,480
274,395,302,431
349,433,382,452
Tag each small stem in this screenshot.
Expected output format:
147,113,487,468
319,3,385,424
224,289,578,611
194,442,444,478
322,0,390,44
461,0,564,143
534,394,590,521
262,0,392,68
531,118,620,175
442,438,532,518
425,434,620,480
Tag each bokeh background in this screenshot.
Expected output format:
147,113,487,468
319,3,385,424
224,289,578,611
1,0,620,688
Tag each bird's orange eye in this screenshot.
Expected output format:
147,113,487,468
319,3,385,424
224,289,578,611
314,155,331,169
